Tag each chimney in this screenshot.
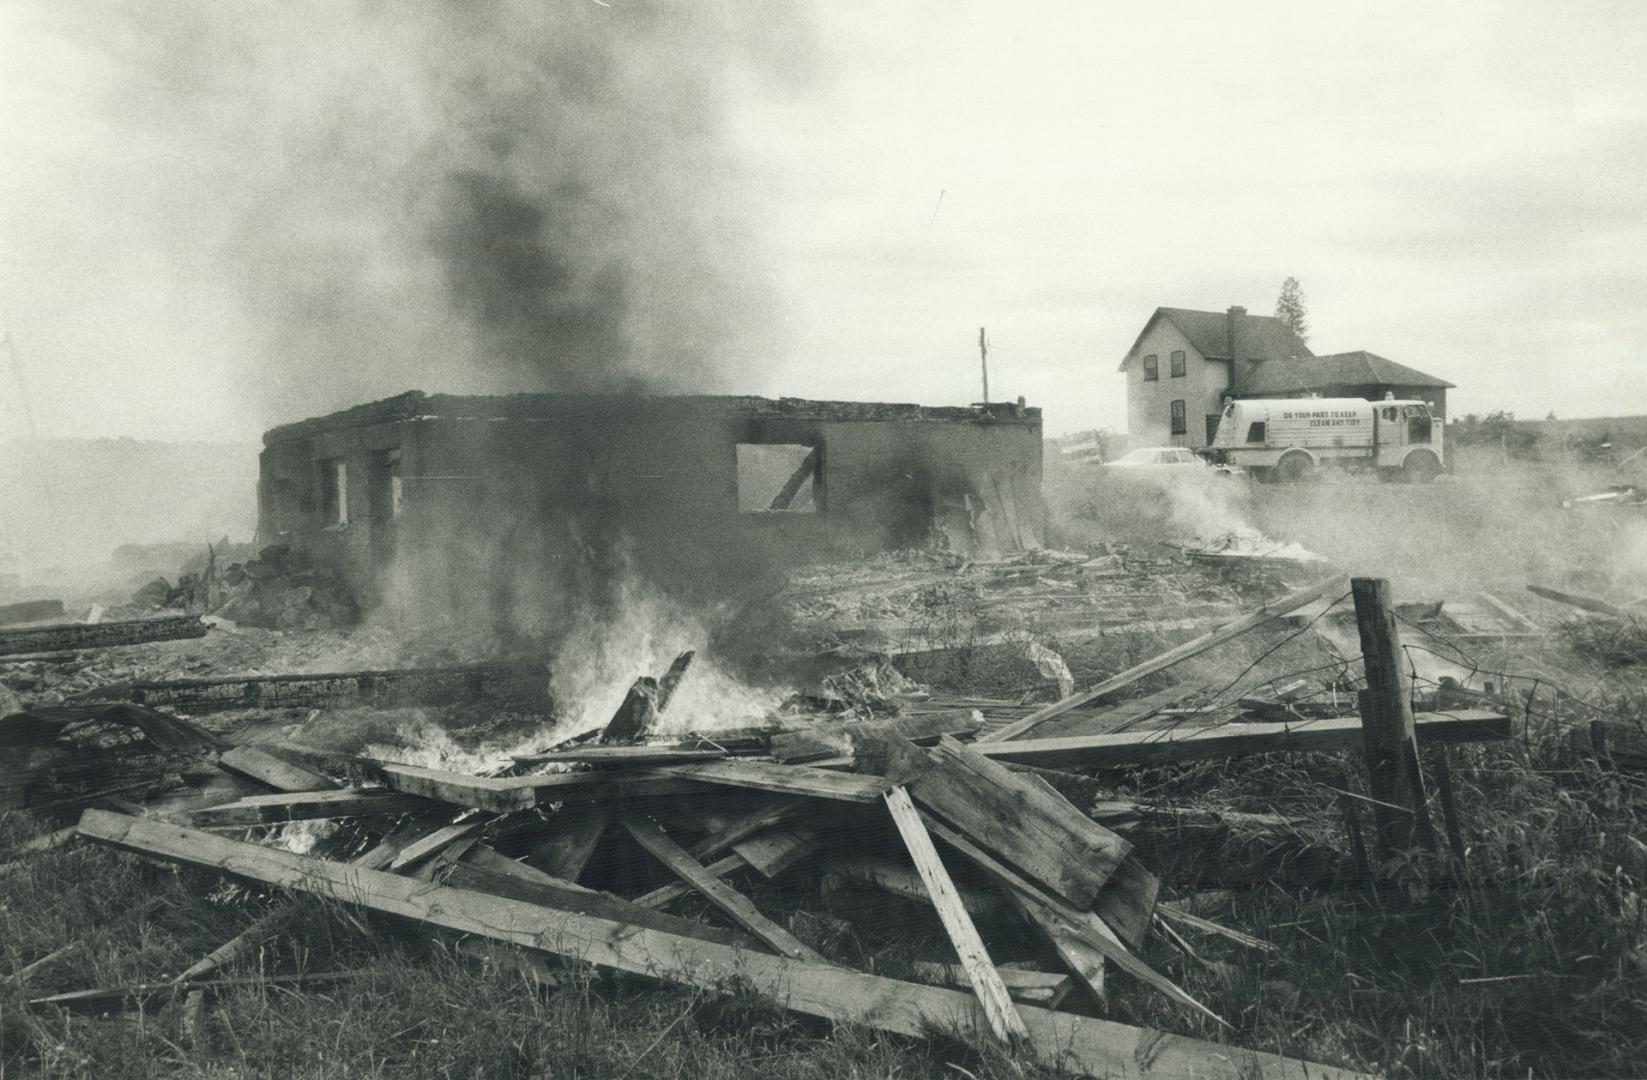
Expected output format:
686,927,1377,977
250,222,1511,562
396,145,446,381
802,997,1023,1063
1226,306,1248,386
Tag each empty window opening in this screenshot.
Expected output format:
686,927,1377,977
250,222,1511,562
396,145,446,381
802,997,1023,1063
1169,399,1187,435
1246,421,1266,443
320,458,348,526
737,444,819,513
1170,350,1186,377
370,449,403,521
1142,355,1159,381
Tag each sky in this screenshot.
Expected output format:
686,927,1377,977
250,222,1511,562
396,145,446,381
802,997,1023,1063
0,0,1644,441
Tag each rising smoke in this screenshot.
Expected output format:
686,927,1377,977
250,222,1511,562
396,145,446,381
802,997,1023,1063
33,0,814,420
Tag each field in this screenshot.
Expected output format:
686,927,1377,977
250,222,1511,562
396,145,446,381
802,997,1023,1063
5,460,1647,1078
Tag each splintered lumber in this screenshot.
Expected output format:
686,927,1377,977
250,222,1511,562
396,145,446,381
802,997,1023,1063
0,598,64,627
4,702,224,752
884,785,1028,1042
73,659,550,714
657,760,891,804
440,848,756,949
769,711,984,764
601,677,661,744
1475,591,1541,633
909,961,1072,1007
622,818,826,963
216,746,339,793
0,614,207,658
972,711,1510,770
371,762,705,812
1353,578,1438,857
389,821,484,871
690,798,807,859
1032,683,1200,739
1527,584,1629,619
512,746,727,767
731,827,818,878
78,811,1358,1080
655,650,696,713
983,574,1350,742
524,807,609,882
920,813,1219,1025
824,856,1006,919
878,735,1130,909
189,788,433,826
632,853,748,909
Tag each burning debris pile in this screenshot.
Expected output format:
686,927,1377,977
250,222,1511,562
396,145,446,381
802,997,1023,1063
0,565,1522,1079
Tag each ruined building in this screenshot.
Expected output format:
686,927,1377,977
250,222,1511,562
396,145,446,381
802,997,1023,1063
258,392,1042,623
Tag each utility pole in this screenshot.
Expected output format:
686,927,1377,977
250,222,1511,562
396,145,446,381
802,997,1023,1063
975,324,988,405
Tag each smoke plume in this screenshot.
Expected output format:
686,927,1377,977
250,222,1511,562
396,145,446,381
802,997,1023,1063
31,1,813,422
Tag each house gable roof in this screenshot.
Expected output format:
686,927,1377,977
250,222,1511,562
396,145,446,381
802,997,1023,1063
1230,351,1455,396
1118,307,1313,372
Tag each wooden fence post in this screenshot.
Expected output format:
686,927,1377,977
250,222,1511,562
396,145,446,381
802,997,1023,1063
1351,578,1437,859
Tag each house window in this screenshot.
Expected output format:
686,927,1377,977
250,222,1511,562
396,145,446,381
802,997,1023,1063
1169,400,1187,435
319,458,347,526
1142,355,1159,381
736,443,820,513
1170,350,1186,378
1246,422,1266,443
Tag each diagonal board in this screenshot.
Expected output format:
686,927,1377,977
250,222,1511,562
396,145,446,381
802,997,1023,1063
884,785,1027,1043
1030,684,1199,740
983,574,1350,742
874,734,1130,910
920,812,1222,1026
216,746,340,793
189,789,434,826
76,811,1359,1080
769,711,983,765
972,711,1510,770
622,818,826,963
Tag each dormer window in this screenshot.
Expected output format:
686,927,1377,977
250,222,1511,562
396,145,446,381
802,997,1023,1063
1142,355,1159,381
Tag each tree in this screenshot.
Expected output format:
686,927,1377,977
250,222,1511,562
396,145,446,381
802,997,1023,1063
1274,277,1309,344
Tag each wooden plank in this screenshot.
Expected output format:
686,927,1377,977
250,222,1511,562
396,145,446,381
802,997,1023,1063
622,818,827,963
1031,684,1199,739
689,798,807,859
880,735,1130,909
0,614,207,658
1527,583,1628,618
1352,578,1438,857
908,961,1072,1006
768,446,819,510
920,813,1221,1025
189,789,434,826
75,810,1364,1080
631,853,747,909
524,807,609,882
1474,592,1541,633
884,785,1027,1043
983,574,1350,741
655,651,696,713
389,821,484,871
657,760,890,804
440,850,755,949
216,746,340,793
769,711,983,764
512,746,727,767
730,827,818,878
1006,772,1156,951
822,857,1007,920
373,762,705,812
973,711,1510,770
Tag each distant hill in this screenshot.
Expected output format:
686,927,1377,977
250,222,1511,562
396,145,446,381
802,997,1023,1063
0,438,258,581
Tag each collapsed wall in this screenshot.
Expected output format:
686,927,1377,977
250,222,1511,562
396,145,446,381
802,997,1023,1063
257,391,1043,632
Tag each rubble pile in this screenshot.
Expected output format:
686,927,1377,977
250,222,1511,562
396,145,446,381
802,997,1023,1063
0,563,1522,1080
132,544,358,631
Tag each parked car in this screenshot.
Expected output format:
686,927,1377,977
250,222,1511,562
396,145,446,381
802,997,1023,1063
1102,447,1243,477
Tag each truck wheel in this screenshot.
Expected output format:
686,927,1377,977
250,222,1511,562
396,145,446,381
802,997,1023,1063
1402,451,1441,483
1275,452,1315,484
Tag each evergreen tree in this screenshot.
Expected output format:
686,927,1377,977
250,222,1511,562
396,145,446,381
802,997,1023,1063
1275,277,1309,344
